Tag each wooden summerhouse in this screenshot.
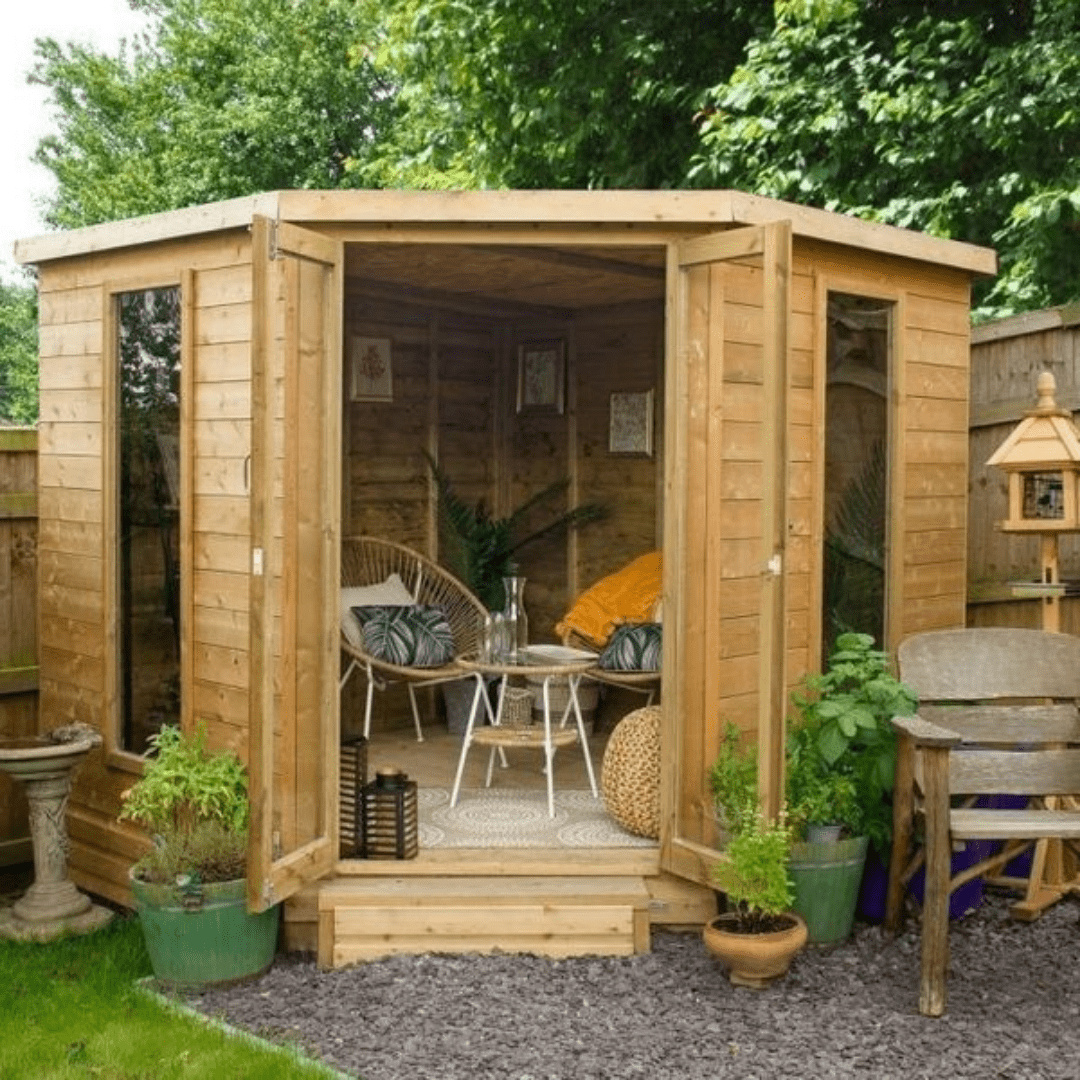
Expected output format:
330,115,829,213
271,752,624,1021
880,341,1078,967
15,191,995,961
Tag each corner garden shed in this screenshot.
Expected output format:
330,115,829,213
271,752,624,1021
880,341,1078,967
14,191,996,961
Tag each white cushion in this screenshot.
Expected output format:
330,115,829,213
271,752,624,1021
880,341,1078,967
340,573,415,648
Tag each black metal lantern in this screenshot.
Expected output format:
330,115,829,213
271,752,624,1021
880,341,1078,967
359,766,418,859
339,735,368,858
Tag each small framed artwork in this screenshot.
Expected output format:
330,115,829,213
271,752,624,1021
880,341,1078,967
516,339,565,414
609,390,654,456
350,336,393,402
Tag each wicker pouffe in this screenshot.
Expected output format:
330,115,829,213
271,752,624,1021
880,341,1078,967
600,705,661,839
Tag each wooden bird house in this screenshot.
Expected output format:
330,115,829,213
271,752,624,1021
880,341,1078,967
987,371,1080,532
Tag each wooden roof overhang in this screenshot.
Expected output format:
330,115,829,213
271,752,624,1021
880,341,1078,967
14,189,998,280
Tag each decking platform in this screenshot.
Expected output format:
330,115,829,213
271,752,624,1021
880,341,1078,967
283,846,716,964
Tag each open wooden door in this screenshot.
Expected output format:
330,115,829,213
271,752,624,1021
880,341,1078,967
660,221,792,886
247,216,342,911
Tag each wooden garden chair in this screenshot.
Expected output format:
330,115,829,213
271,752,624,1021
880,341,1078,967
340,536,487,741
885,627,1080,1016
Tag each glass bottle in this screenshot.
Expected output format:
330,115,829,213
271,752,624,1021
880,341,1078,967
500,574,528,661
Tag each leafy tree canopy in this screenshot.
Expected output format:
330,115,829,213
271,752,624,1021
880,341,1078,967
31,0,395,228
0,277,38,424
690,0,1080,318
24,0,1080,319
365,0,770,190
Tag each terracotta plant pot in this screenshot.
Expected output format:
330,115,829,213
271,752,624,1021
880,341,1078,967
702,912,808,989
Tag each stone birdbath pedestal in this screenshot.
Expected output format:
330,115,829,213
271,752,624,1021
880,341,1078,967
0,724,114,941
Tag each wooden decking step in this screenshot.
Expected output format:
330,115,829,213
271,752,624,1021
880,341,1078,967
316,875,652,967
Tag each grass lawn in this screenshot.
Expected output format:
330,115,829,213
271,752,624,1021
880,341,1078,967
0,909,346,1079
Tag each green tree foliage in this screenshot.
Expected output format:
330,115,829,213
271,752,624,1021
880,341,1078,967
31,0,395,228
25,0,1080,320
367,0,770,189
0,277,38,424
690,0,1080,318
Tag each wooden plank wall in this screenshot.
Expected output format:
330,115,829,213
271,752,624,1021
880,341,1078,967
0,428,37,864
967,309,1080,628
341,285,663,659
571,302,663,620
799,240,973,648
36,232,254,906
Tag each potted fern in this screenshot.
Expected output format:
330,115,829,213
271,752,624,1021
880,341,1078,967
120,722,279,989
423,448,605,612
423,449,606,729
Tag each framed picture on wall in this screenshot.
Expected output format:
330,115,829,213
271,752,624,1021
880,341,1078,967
516,339,565,414
609,390,654,456
350,336,393,402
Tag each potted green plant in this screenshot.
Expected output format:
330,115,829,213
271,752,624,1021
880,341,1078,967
423,448,606,611
423,449,606,729
119,722,280,990
702,811,807,988
785,631,917,943
707,721,758,845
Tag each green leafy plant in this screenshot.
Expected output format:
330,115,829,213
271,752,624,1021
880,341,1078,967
712,812,795,934
788,631,917,853
119,722,249,884
707,721,758,841
423,448,606,611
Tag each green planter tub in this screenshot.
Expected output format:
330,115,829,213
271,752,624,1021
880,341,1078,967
788,834,869,945
130,872,281,990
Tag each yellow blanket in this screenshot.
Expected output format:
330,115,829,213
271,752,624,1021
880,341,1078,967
556,552,662,648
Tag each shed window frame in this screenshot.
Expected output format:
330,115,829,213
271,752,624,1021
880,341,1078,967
103,274,191,773
812,274,903,664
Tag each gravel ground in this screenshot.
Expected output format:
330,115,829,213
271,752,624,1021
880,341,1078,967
184,892,1080,1080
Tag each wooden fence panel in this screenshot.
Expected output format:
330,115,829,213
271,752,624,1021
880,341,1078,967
0,427,38,864
968,306,1080,627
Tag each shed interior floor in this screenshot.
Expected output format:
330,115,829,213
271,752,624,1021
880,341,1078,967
366,720,611,792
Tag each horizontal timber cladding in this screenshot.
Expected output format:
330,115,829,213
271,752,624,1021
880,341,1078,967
797,238,973,647
33,230,256,903
340,277,666,661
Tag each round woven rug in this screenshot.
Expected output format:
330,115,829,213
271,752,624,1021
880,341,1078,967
418,787,655,848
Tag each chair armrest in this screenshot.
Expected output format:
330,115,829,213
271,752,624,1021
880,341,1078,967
891,713,962,747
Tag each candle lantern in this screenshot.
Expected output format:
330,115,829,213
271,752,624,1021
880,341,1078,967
359,767,418,859
339,735,367,858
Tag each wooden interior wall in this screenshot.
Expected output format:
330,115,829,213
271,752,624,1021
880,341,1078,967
35,233,254,906
569,302,664,622
341,282,666,660
0,428,37,867
968,314,1080,628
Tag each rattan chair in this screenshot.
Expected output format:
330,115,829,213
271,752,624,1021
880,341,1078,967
340,536,487,741
561,627,661,707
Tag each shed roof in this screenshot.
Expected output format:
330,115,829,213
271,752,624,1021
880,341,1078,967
13,189,998,276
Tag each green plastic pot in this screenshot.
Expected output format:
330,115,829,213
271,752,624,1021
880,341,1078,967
130,871,280,990
788,834,868,945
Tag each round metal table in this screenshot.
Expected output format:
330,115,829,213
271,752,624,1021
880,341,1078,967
450,652,600,817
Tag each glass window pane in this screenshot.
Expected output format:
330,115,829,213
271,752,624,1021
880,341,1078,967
117,287,181,755
823,293,892,659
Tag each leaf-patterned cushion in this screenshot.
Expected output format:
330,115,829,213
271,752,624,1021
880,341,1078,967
353,605,455,667
598,623,662,672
